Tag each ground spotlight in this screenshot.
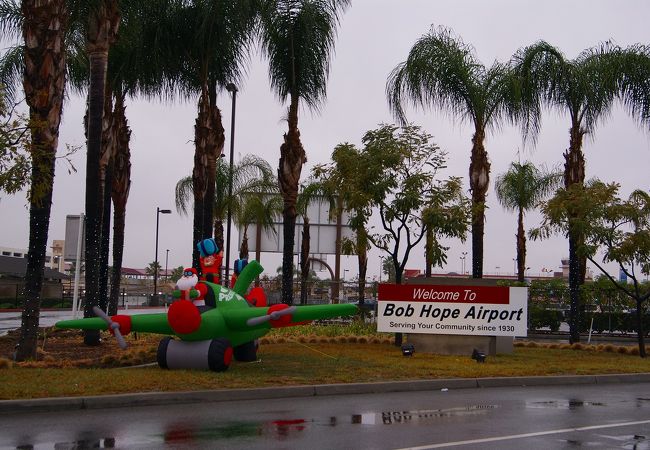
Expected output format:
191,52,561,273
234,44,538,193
471,348,486,363
401,343,415,357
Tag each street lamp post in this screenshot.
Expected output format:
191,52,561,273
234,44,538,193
165,249,170,282
154,207,171,305
461,251,467,275
225,83,238,284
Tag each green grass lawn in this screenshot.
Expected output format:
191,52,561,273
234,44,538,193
1,340,650,400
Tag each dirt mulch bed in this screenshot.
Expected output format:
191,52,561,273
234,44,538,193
0,327,159,368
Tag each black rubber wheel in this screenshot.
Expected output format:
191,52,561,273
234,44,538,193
207,338,233,372
157,336,173,369
233,340,258,362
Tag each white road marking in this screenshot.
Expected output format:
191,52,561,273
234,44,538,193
396,419,650,449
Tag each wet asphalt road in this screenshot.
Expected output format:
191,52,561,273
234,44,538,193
2,383,650,449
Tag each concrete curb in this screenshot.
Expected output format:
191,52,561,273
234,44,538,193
2,373,650,414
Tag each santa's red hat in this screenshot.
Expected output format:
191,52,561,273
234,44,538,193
183,268,197,276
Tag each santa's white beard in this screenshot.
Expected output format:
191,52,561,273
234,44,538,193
177,274,198,291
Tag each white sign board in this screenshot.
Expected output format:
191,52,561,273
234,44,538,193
377,284,528,337
64,215,85,261
237,196,354,255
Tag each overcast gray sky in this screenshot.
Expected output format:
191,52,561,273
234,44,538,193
2,0,650,281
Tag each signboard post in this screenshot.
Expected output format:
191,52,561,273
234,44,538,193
377,283,528,355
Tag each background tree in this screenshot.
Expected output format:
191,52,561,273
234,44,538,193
236,192,281,264
145,260,162,279
514,41,650,342
421,182,470,277
0,90,30,195
169,265,185,284
313,143,375,304
381,256,396,283
361,124,468,285
176,154,275,260
387,26,519,279
259,0,350,305
296,179,330,305
532,181,650,356
494,161,561,282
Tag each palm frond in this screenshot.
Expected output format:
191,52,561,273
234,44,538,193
259,0,350,110
174,175,194,216
386,26,483,126
0,0,22,40
494,161,562,213
0,44,23,105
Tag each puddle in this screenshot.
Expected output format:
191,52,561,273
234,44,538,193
349,405,499,425
526,399,605,409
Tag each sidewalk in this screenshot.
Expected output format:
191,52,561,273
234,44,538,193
2,372,650,414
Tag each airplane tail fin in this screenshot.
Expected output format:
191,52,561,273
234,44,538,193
232,260,263,296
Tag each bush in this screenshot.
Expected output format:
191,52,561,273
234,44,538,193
529,305,563,332
580,312,650,335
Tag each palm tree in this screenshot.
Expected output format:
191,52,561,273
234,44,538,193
296,180,331,305
236,191,282,264
78,0,120,345
169,0,258,271
513,41,650,342
494,161,561,282
2,0,69,361
313,143,373,304
69,0,179,315
175,154,275,260
386,26,519,279
259,0,351,305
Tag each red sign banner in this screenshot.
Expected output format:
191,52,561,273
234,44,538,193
378,284,510,305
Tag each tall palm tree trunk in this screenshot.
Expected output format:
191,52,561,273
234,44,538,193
193,87,210,272
299,218,310,305
202,83,224,242
239,226,250,260
108,93,130,316
516,207,526,282
425,227,433,278
98,86,115,312
84,0,120,346
255,223,262,287
332,201,343,303
564,124,586,343
15,0,67,362
469,128,490,278
278,94,306,305
356,227,368,304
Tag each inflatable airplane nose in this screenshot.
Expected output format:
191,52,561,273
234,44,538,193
168,300,201,335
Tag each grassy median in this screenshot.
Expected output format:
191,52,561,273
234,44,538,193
1,322,649,400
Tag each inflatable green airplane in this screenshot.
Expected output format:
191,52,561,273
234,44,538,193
56,260,358,372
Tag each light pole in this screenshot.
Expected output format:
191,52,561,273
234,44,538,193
461,251,467,275
154,207,171,305
513,258,517,275
165,249,170,282
224,82,238,284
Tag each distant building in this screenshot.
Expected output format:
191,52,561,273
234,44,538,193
0,254,68,299
0,244,69,272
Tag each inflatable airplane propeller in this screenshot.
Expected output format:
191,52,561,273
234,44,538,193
55,260,357,371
